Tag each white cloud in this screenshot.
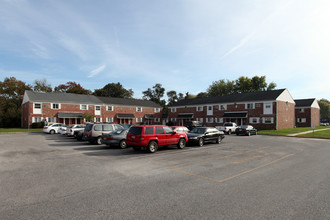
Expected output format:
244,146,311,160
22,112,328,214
88,64,106,78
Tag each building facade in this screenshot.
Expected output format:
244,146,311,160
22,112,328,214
294,99,320,127
22,91,163,128
168,89,296,130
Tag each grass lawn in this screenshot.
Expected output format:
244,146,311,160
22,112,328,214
297,129,330,138
258,126,326,136
0,128,43,133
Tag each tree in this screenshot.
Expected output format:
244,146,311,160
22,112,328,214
142,83,166,107
93,82,134,98
167,90,184,105
54,81,91,95
33,78,52,92
0,77,31,127
207,79,235,97
83,112,94,122
318,99,330,122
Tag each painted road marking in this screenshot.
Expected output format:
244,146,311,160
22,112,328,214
231,152,270,164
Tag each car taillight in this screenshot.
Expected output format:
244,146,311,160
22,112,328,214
70,129,72,132
107,136,113,140
45,127,48,129
139,135,145,140
244,129,247,131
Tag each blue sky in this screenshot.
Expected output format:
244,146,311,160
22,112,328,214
0,0,329,100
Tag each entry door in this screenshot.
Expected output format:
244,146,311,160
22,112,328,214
207,106,213,116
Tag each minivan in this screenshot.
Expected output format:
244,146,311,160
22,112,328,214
83,123,123,145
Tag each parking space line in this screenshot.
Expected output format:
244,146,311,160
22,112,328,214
170,168,220,182
231,152,270,164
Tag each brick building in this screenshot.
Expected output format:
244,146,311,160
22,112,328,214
168,89,296,130
294,98,320,127
22,90,162,128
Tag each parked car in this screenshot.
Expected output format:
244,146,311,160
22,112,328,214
120,124,133,129
187,127,225,147
235,125,257,136
43,123,67,134
216,122,238,135
83,123,124,145
65,124,85,136
74,130,84,141
58,126,68,135
126,125,188,153
185,121,203,130
101,129,129,149
171,126,189,134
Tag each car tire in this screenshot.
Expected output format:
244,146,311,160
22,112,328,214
133,146,141,151
216,136,222,144
198,138,204,147
177,138,186,149
147,141,158,153
236,133,239,136
96,137,102,145
119,140,127,149
50,130,55,134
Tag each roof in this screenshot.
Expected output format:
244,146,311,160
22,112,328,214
58,112,83,118
169,89,286,107
23,90,161,108
294,99,316,107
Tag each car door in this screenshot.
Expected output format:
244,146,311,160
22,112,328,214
164,126,177,145
204,128,213,142
155,126,167,146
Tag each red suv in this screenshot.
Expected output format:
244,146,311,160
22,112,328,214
126,125,188,153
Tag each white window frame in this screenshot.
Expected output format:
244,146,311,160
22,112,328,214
154,108,160,113
215,118,223,123
246,103,254,109
249,117,260,124
48,117,57,123
219,104,227,110
32,117,42,122
33,103,42,114
154,118,160,123
197,118,204,123
299,108,304,113
171,118,177,122
51,103,61,109
80,104,88,110
136,107,143,112
106,117,114,123
94,117,102,123
196,106,203,111
136,118,143,123
107,106,114,111
206,118,214,123
263,117,274,124
263,103,273,115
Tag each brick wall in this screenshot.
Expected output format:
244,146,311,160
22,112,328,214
296,107,320,127
276,101,295,129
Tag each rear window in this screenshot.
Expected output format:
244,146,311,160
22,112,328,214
85,124,94,131
144,127,154,135
129,127,143,135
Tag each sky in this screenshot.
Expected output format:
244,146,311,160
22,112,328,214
0,0,329,100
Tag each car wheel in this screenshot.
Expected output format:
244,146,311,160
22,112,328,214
198,138,204,147
133,146,141,151
147,141,158,153
236,133,239,136
96,137,102,145
177,138,186,149
216,136,222,144
119,140,127,149
228,130,231,135
50,130,55,134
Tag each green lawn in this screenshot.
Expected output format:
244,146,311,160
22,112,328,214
258,126,326,136
297,129,330,138
0,128,43,133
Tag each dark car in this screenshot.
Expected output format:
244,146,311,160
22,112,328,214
126,125,188,153
187,127,225,147
235,125,257,136
101,129,129,149
185,121,203,130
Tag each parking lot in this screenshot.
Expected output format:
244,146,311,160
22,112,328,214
0,133,329,219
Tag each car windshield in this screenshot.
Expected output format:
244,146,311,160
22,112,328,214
190,127,206,134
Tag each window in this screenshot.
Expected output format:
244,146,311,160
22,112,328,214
171,118,176,122
103,124,113,131
164,126,173,134
33,117,42,122
263,117,273,124
171,108,176,113
107,106,113,111
219,104,227,110
197,118,204,123
297,118,306,123
154,118,160,123
94,124,102,131
249,117,260,124
136,118,143,123
215,118,223,123
196,106,203,111
299,108,304,113
48,117,56,123
263,103,273,114
136,107,142,112
154,108,160,113
106,117,114,123
256,103,261,107
52,103,60,109
145,127,154,134
95,106,101,111
206,118,214,123
84,118,91,123
34,103,41,109
208,106,213,110
95,117,102,123
80,105,88,110
155,127,165,134
246,103,254,109
33,103,42,114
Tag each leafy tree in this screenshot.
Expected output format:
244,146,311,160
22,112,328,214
33,78,52,92
54,81,91,95
142,83,166,107
318,99,330,121
196,92,208,98
207,79,235,97
93,82,133,98
167,90,184,105
0,77,31,127
83,112,95,122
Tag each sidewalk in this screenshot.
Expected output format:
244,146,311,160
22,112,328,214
286,128,330,136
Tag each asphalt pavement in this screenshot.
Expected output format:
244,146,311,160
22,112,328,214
0,132,329,219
